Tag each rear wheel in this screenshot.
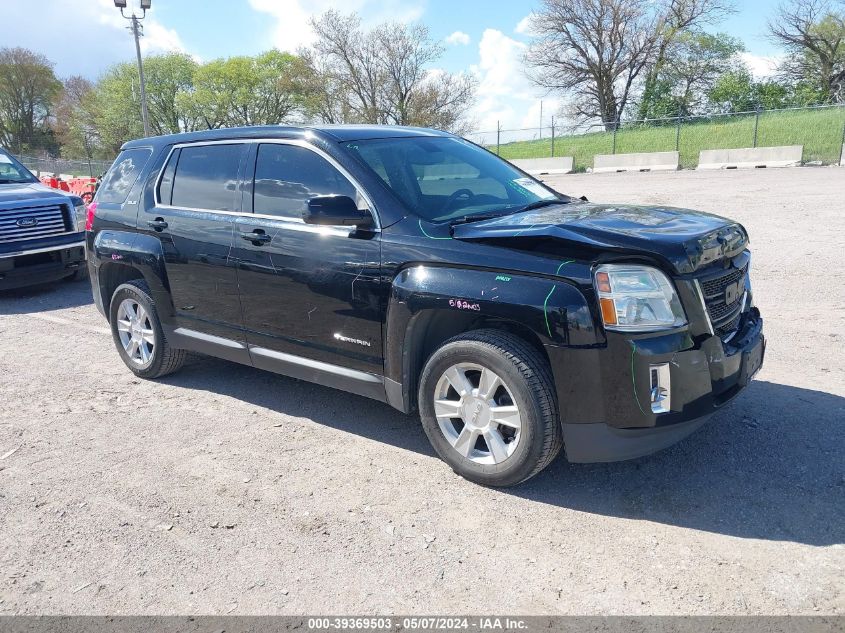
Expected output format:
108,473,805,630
418,330,562,487
109,279,186,379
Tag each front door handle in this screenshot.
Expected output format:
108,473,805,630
240,230,271,244
147,218,168,231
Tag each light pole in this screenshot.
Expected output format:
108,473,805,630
114,0,151,137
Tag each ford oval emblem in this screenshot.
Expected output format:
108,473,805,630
16,217,38,228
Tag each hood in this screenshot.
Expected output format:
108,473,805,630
0,181,70,206
451,202,748,274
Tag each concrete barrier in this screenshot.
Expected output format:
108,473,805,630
593,151,679,173
510,157,574,175
697,145,803,170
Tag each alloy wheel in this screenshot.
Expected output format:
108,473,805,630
433,362,522,465
115,298,155,367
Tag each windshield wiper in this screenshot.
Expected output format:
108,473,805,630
447,197,573,226
517,198,568,212
448,212,512,226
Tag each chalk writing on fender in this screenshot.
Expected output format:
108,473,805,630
449,298,481,312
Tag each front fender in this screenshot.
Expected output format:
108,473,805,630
383,265,599,411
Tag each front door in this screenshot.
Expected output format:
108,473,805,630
232,141,383,377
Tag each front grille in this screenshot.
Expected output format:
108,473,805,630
0,204,70,244
698,261,748,339
714,312,742,339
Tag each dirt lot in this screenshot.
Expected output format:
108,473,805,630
1,168,843,616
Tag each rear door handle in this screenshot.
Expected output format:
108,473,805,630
240,230,271,244
147,218,168,231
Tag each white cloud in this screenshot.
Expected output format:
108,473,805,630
248,0,427,53
445,31,471,46
740,52,783,80
468,29,559,136
514,15,533,35
0,0,189,79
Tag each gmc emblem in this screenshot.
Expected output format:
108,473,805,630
724,278,744,304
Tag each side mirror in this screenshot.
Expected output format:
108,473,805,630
303,196,373,228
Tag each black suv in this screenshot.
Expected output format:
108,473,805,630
1,148,87,289
86,126,764,486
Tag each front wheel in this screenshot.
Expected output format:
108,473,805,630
418,330,562,487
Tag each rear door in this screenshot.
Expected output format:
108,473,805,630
144,141,249,347
232,140,384,376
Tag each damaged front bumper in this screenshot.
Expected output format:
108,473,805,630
550,308,765,463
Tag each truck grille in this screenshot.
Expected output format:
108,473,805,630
698,262,748,339
0,204,71,244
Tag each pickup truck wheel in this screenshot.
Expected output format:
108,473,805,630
65,267,88,282
418,330,562,487
109,280,186,379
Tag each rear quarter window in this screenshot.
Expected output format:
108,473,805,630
97,148,153,204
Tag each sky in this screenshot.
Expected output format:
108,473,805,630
2,0,787,133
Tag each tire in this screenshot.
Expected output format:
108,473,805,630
108,279,186,379
418,330,562,487
65,266,88,282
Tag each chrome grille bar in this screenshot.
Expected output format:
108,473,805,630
0,204,71,244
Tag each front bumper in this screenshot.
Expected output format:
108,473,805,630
549,308,765,463
0,235,86,290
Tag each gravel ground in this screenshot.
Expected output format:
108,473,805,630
0,167,843,616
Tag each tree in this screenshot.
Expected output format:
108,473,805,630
183,50,308,129
524,0,733,129
53,76,105,163
769,0,845,102
92,62,146,155
707,68,760,111
707,68,793,111
302,11,476,133
638,32,744,118
141,53,200,135
93,53,200,154
0,47,62,153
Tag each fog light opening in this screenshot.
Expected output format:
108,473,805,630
649,363,671,414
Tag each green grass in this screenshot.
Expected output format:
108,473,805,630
493,107,845,170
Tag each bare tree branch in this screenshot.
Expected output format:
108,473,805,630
768,0,845,102
303,11,476,133
524,0,734,128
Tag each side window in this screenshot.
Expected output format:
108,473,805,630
97,148,152,204
253,143,357,219
171,144,245,212
156,148,179,206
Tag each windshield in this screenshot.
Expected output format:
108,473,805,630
343,136,566,222
0,150,37,184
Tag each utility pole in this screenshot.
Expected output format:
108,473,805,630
115,1,152,137
539,100,543,140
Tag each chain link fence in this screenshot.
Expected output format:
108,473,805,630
12,103,845,177
465,104,845,171
15,154,114,179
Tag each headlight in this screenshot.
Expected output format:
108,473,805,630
593,264,687,331
74,203,87,232
69,196,87,232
